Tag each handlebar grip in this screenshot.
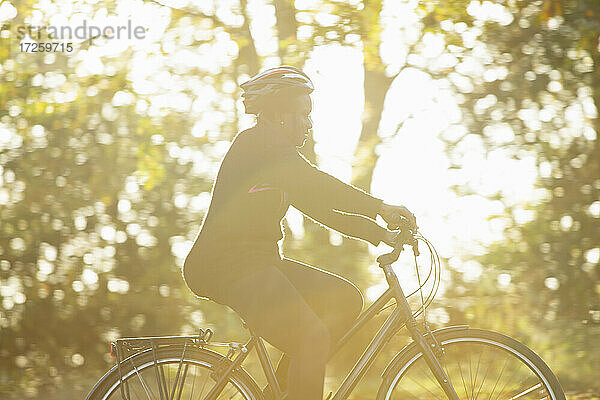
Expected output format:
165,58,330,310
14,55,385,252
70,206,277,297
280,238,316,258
377,229,420,266
377,246,402,266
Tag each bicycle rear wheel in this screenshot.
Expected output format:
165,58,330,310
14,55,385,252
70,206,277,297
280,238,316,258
86,345,262,400
377,328,565,400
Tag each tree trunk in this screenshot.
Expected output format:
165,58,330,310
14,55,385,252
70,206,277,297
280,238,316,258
352,68,393,190
272,0,314,165
238,0,260,76
352,0,394,191
273,0,298,63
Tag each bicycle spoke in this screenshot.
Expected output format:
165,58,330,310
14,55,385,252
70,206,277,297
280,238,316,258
470,346,483,400
169,347,188,400
167,364,171,398
130,361,156,400
174,364,189,400
468,345,474,400
406,374,444,400
488,355,509,400
504,383,543,400
188,364,196,400
96,352,254,400
385,335,561,400
128,382,142,400
473,346,493,400
493,357,527,400
456,352,470,399
198,363,211,398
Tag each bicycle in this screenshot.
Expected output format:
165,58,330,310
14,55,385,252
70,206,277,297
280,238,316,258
86,226,566,400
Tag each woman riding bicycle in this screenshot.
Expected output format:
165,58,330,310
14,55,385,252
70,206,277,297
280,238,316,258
182,66,416,400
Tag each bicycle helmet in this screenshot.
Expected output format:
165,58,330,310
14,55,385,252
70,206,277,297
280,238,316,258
240,66,314,114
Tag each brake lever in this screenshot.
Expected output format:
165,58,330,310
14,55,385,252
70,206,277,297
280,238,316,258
400,231,420,257
410,235,420,257
377,228,420,267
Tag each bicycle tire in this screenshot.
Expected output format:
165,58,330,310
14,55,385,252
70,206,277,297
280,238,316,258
86,345,263,400
377,328,566,400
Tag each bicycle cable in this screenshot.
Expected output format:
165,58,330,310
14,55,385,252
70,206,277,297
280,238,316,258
414,250,428,325
410,235,439,320
415,234,442,313
377,232,442,318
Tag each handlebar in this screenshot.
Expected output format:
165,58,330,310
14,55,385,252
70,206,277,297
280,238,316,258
377,211,420,267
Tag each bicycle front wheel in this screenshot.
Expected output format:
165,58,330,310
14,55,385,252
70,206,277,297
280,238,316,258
86,345,262,400
378,328,565,400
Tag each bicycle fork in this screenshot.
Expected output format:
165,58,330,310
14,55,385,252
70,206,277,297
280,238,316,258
382,264,461,400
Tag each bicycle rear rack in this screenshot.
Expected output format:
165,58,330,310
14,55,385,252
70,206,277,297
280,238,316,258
111,328,242,400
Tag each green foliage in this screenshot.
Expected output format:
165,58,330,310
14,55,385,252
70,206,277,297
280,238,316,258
431,0,600,392
0,0,599,398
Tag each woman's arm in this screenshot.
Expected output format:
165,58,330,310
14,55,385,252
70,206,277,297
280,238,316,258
271,150,383,219
293,200,387,246
268,149,416,243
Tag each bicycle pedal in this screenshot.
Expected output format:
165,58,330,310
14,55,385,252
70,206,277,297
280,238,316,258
324,391,333,400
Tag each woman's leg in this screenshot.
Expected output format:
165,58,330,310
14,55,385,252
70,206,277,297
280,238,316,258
269,258,364,393
216,263,331,400
277,258,364,342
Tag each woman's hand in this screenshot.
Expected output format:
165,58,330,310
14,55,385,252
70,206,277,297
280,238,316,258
382,230,400,247
378,203,418,231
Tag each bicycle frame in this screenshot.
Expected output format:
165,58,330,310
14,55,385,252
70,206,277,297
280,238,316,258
98,231,563,400
204,261,460,400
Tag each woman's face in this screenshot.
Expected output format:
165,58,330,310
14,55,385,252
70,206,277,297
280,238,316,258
283,93,313,147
